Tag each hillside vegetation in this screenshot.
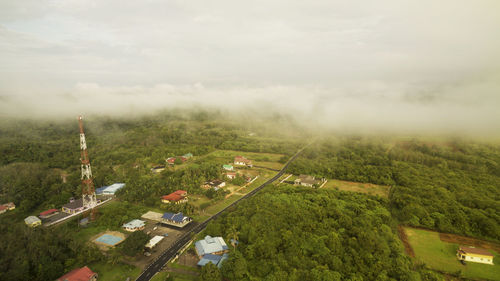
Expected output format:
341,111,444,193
288,138,500,241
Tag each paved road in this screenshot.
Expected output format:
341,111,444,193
135,146,307,281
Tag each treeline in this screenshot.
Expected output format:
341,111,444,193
0,111,305,214
288,138,500,241
202,186,431,281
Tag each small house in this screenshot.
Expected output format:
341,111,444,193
162,212,192,227
294,175,321,187
183,153,193,159
161,190,188,204
122,219,146,232
39,209,59,219
457,246,494,265
195,235,229,257
225,171,237,180
234,156,252,167
146,235,164,250
166,157,187,165
3,202,15,210
62,198,85,214
0,205,7,214
57,266,98,281
24,216,42,227
223,164,234,171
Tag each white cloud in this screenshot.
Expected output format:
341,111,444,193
0,0,499,135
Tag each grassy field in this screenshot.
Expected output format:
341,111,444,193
405,227,500,280
205,194,243,214
206,150,284,162
90,262,141,281
322,179,390,197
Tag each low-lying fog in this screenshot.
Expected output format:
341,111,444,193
1,0,499,136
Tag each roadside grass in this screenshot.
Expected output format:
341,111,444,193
405,227,500,281
89,261,141,281
322,179,390,198
169,262,200,273
205,194,243,214
167,271,198,281
150,271,169,281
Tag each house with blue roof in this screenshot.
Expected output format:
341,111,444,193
161,212,192,228
197,253,229,268
195,235,229,257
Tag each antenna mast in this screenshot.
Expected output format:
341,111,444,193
79,115,97,220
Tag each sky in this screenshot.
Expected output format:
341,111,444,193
1,0,499,135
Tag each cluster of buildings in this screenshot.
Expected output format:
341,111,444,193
0,202,15,214
202,180,226,191
23,183,125,227
195,235,229,268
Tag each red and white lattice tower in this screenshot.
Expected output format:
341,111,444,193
78,115,97,220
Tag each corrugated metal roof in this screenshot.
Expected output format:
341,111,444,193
96,183,125,194
122,219,145,229
162,212,187,223
146,235,164,248
24,216,41,224
195,235,228,256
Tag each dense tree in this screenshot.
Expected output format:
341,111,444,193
120,231,150,257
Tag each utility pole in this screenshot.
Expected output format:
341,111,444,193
79,115,98,221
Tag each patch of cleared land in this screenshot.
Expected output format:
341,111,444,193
404,227,500,281
322,179,390,197
206,150,284,162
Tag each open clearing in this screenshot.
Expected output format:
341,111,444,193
206,150,284,162
321,179,390,197
404,227,500,281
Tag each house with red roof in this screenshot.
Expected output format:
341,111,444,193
57,266,97,281
234,156,252,167
162,190,188,204
0,205,7,214
0,202,15,214
39,208,59,219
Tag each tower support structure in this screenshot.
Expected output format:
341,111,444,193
78,116,97,220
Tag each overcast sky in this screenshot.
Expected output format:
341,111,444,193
1,0,499,134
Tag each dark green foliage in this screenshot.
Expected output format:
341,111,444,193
209,186,416,281
0,222,103,281
120,230,149,256
289,138,500,241
231,175,246,186
199,262,222,281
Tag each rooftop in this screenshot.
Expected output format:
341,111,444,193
459,246,493,256
24,216,41,224
96,183,125,194
57,266,96,281
122,219,146,229
162,212,189,223
197,253,228,268
195,235,229,256
62,198,83,210
39,209,58,216
146,235,164,248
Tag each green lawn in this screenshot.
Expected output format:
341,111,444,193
205,194,243,214
405,227,500,280
89,262,141,281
